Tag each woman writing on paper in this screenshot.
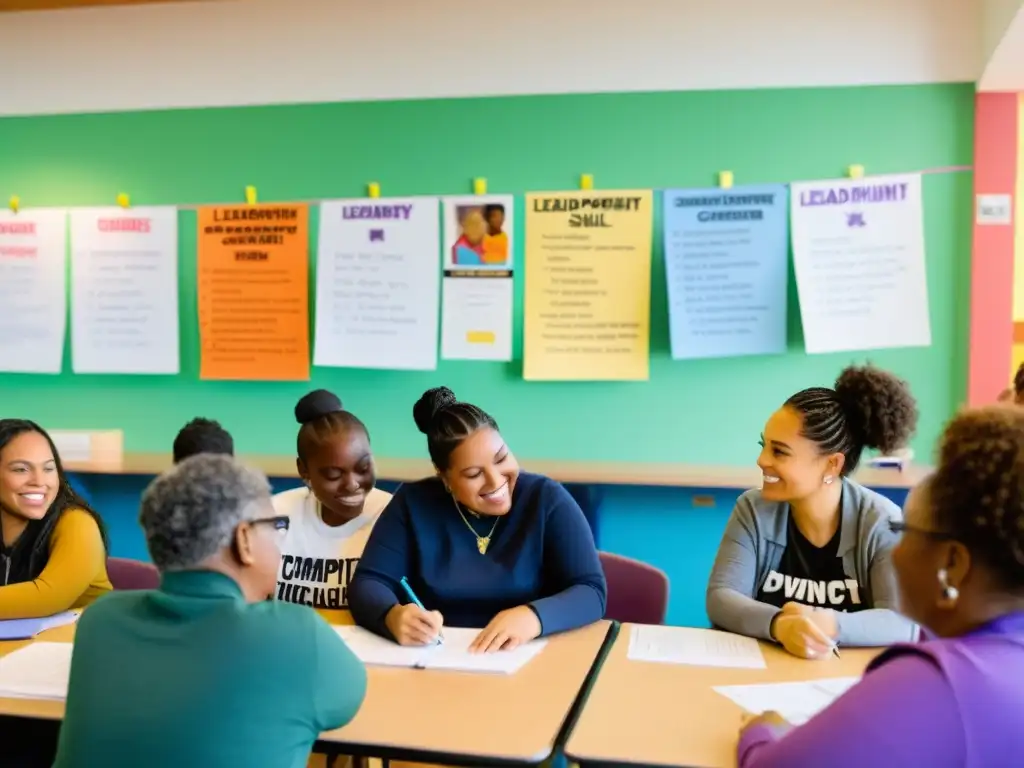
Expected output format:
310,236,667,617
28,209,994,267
349,386,607,651
0,419,111,618
737,404,1024,766
272,389,391,613
706,365,919,658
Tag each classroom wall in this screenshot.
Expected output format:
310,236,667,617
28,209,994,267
0,0,980,117
979,0,1024,89
2,1,976,627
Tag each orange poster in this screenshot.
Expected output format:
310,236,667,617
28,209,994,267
197,204,310,380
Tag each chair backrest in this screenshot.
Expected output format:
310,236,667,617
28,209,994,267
599,551,669,625
107,557,161,591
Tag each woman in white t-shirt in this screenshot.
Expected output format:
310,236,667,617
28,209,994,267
272,389,392,612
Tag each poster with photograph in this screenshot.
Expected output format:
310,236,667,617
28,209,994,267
440,195,514,361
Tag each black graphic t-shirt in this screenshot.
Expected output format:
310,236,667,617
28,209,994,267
756,514,865,613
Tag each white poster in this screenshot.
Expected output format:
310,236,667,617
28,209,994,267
0,209,68,374
70,207,180,374
314,197,441,370
790,173,931,354
440,195,514,361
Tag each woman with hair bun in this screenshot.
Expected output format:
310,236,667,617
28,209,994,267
736,404,1024,765
349,387,606,651
707,364,919,658
271,389,391,612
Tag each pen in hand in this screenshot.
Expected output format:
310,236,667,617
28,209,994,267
399,576,444,645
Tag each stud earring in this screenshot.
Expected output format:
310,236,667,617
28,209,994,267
823,475,834,485
938,568,960,603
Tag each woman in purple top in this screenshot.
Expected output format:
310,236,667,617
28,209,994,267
738,404,1024,767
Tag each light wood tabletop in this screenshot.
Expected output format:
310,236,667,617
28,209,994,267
63,452,928,490
0,618,613,766
0,623,75,721
564,623,881,768
318,620,614,764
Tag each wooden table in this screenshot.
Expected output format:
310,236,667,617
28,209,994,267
565,624,881,768
0,618,614,767
318,620,615,766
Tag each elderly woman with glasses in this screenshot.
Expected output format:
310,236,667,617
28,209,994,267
736,404,1024,766
53,454,367,768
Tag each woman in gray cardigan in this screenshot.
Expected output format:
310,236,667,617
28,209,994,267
707,364,919,658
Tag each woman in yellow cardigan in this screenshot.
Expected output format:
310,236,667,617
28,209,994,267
0,419,111,617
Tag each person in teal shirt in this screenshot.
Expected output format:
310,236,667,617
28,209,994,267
53,454,367,768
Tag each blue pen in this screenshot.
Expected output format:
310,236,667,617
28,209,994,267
399,576,444,645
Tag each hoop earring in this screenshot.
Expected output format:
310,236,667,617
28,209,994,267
938,568,960,604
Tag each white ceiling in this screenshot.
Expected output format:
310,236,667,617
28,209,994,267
979,0,1024,90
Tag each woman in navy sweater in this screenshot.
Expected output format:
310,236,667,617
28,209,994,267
349,386,607,651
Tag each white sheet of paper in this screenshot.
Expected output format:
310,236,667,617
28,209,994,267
627,625,766,669
0,642,73,700
70,206,180,373
440,195,514,361
790,173,931,354
334,625,547,674
714,677,860,725
0,209,67,374
314,197,440,370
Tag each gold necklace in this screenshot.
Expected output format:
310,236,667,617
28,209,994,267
451,496,500,554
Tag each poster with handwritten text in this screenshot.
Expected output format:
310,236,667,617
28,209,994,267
70,206,180,374
197,204,310,380
315,197,440,370
0,209,67,374
790,174,930,354
664,185,789,359
523,190,653,380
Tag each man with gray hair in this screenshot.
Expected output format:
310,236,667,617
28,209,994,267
53,454,367,768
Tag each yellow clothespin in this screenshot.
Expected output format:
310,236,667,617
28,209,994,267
580,173,594,190
8,195,19,213
718,171,734,190
473,178,487,195
367,182,381,199
116,192,130,209
847,164,865,180
245,185,258,205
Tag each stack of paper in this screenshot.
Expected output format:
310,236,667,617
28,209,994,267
627,625,766,669
334,625,547,675
0,642,74,700
0,610,80,641
714,677,860,724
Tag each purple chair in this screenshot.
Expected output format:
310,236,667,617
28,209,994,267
107,557,160,591
599,551,670,625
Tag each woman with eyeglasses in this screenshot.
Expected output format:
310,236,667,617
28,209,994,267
54,454,366,768
737,404,1024,766
706,364,919,658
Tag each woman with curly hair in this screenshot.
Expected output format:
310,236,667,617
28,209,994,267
736,404,1024,765
707,364,919,657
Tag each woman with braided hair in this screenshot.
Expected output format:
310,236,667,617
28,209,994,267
0,419,110,617
707,364,919,658
737,404,1024,765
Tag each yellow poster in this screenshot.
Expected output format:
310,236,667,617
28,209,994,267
523,190,653,380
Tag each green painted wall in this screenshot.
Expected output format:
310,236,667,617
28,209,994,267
0,84,974,464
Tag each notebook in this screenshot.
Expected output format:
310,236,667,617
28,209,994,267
334,625,547,674
0,611,80,641
0,641,73,700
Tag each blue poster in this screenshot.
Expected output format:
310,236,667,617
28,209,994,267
663,184,789,359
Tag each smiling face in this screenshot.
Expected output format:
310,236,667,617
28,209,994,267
298,427,376,522
757,406,843,502
0,430,59,521
442,427,519,516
